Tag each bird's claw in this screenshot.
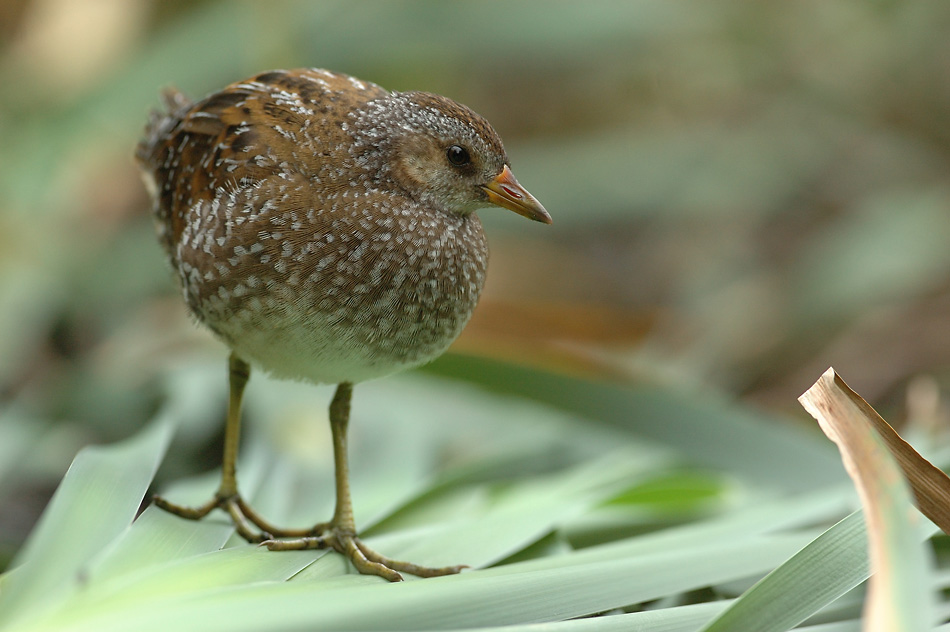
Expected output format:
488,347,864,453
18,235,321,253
152,493,318,543
154,494,464,581
262,528,467,582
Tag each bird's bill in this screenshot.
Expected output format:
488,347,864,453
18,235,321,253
482,166,552,224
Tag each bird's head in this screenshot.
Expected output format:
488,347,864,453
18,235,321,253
353,91,551,224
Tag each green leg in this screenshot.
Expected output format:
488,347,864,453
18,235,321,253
153,353,316,541
264,383,467,581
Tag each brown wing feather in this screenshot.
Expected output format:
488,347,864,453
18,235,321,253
136,68,389,264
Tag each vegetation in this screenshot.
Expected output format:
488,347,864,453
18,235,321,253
2,1,950,630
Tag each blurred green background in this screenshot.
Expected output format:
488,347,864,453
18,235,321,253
1,0,949,570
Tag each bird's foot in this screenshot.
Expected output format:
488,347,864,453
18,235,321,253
152,493,319,543
263,527,467,582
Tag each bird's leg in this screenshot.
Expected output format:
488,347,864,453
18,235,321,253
153,353,317,542
264,383,466,581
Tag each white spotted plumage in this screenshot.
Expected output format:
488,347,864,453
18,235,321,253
136,68,500,384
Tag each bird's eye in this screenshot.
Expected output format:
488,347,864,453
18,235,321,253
446,145,471,167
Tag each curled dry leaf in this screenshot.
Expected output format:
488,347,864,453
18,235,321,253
801,368,950,533
799,368,943,632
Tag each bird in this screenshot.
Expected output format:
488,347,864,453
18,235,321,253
135,68,551,582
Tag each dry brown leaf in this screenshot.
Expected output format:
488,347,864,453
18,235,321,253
800,368,941,632
800,368,950,534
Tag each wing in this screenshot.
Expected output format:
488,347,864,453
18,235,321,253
136,68,389,262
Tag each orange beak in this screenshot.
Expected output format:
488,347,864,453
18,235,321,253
481,165,552,224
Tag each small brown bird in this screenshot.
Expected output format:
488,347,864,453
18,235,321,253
136,68,550,581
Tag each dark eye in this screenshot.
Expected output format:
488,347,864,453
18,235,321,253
446,145,471,167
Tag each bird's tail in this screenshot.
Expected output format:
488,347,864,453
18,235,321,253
135,87,192,169
136,87,194,262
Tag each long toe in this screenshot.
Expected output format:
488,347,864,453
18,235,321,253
152,493,314,543
353,538,467,579
260,527,466,582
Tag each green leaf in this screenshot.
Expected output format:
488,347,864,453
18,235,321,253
428,355,845,492
25,532,810,632
0,418,173,628
699,511,870,632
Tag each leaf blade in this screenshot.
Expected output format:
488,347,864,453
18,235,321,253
799,368,934,632
0,418,173,628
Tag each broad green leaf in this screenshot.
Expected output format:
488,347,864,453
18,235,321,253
25,532,811,632
86,440,283,581
448,602,732,632
700,511,870,632
0,418,173,628
429,355,845,492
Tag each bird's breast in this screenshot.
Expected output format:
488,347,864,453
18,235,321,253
180,187,488,384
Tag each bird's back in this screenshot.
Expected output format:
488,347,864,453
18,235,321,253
136,69,389,263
